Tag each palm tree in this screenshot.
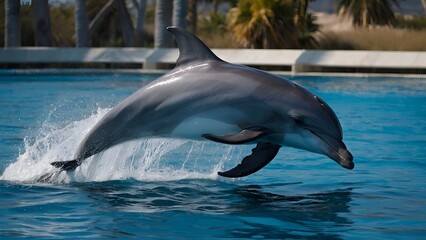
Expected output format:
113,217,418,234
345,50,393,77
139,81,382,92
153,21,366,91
297,12,319,48
87,0,146,47
75,0,89,47
337,0,400,28
133,0,147,47
187,0,198,33
5,0,21,47
32,0,52,46
293,0,309,25
154,0,173,48
173,0,188,29
293,0,319,48
88,0,115,38
116,0,134,47
227,0,298,49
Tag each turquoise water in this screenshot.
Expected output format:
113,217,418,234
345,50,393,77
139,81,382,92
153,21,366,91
1,71,425,239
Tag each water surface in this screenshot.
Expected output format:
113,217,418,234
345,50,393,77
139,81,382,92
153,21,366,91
1,71,425,239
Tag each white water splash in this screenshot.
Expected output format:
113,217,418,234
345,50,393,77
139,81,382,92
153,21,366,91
0,108,242,184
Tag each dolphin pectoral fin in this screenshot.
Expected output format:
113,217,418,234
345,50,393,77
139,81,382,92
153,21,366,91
202,129,267,145
218,142,281,178
51,159,80,171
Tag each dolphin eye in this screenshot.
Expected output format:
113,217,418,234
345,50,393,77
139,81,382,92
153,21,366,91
292,116,304,125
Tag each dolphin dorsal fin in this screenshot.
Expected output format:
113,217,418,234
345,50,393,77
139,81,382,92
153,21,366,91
167,26,223,67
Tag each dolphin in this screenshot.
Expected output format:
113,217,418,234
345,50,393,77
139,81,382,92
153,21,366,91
51,26,354,178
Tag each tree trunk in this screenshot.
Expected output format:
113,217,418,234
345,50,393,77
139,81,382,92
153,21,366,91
89,0,115,37
422,0,426,16
361,6,368,28
133,0,147,47
187,0,197,34
116,0,134,47
75,0,89,47
32,0,52,46
213,0,219,14
5,0,21,47
155,0,173,48
173,0,187,29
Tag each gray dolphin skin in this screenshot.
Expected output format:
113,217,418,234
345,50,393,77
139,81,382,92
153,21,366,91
51,26,354,178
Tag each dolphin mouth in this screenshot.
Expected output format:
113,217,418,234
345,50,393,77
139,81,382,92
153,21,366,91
309,130,354,170
333,148,354,170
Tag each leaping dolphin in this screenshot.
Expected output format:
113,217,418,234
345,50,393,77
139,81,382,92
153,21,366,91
51,26,354,178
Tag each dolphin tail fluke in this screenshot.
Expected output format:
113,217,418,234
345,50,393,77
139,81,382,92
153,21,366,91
36,170,61,183
218,142,281,178
51,159,80,171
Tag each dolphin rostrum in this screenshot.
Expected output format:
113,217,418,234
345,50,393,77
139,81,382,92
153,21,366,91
51,26,354,178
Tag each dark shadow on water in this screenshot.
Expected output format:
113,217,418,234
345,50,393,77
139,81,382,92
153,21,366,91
227,185,353,239
74,180,353,239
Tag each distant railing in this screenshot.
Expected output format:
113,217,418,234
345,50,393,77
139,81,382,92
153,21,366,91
1,47,425,74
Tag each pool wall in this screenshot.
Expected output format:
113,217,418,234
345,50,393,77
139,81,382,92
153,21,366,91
1,48,426,75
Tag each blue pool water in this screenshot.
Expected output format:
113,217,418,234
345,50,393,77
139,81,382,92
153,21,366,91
0,70,425,239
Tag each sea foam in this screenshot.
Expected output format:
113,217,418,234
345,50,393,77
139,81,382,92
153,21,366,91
1,108,242,184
